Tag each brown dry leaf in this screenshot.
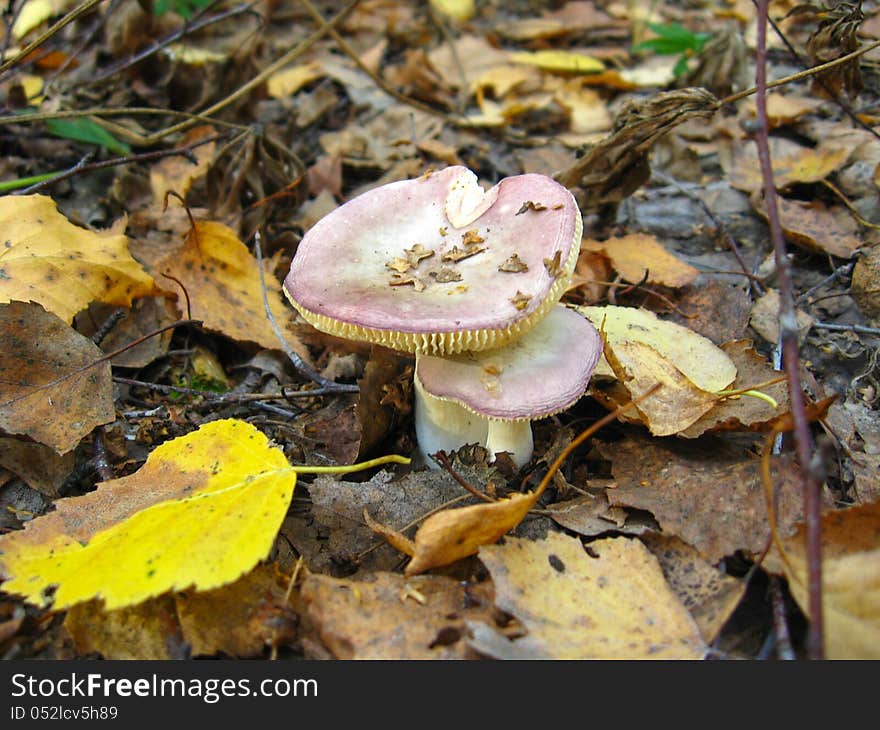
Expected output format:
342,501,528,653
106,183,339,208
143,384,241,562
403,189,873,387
604,339,720,435
554,87,720,210
468,533,706,659
0,438,74,496
719,136,850,193
76,296,177,369
155,221,307,353
0,195,156,323
742,92,823,129
174,564,292,658
298,571,494,659
547,493,658,537
666,280,752,345
802,0,864,99
355,346,412,460
405,491,539,575
751,192,862,259
679,23,750,97
680,340,791,438
749,289,815,345
583,233,698,288
600,436,812,563
64,596,179,660
766,502,880,658
641,533,747,644
495,1,620,40
149,126,216,204
0,301,114,454
851,244,880,322
826,397,880,505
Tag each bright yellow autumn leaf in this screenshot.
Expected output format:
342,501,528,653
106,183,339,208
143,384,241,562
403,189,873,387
429,0,475,22
509,50,604,74
0,195,156,322
12,0,75,39
0,419,408,611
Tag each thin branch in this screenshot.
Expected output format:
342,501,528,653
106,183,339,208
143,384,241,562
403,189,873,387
754,0,824,660
252,229,358,393
812,321,880,336
721,38,880,105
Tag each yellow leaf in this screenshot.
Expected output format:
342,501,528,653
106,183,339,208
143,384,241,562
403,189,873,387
266,62,325,98
577,305,737,393
429,0,475,22
0,195,156,322
0,419,408,611
767,502,880,659
12,0,74,39
404,491,538,575
508,50,604,74
0,420,292,610
583,233,698,288
470,533,707,659
155,221,305,351
150,125,216,204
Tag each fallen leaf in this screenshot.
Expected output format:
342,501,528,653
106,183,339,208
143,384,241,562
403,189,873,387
266,62,325,98
641,533,746,644
12,0,76,39
600,436,813,563
468,533,707,659
299,571,494,659
751,192,862,259
428,0,474,22
155,221,308,353
508,49,605,74
495,2,619,40
603,339,720,435
149,125,217,204
719,137,850,193
742,92,824,129
0,438,74,496
547,493,658,537
64,596,179,660
679,340,791,438
405,491,539,575
666,280,752,345
766,502,880,659
749,289,815,345
0,195,156,323
0,419,294,610
583,233,698,288
0,301,114,454
851,244,880,322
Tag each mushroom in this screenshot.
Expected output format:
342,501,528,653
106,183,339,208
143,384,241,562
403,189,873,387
414,305,603,468
282,166,582,355
282,165,591,467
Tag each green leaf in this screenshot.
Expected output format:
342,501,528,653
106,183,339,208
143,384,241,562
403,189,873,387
45,118,131,156
152,0,214,18
633,22,711,55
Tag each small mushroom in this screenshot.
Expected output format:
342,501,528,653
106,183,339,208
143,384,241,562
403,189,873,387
414,306,603,468
283,166,582,356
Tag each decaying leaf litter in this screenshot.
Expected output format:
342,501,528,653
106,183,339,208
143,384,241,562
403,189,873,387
0,0,879,660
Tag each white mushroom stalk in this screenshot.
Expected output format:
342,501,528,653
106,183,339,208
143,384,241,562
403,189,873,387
414,306,602,469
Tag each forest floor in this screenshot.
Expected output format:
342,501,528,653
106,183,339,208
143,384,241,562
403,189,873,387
0,0,879,660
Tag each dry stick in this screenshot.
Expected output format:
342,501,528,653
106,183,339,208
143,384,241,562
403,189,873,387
90,1,258,83
796,262,854,305
15,132,230,195
0,0,104,76
755,0,824,660
432,451,496,502
820,179,880,230
252,229,358,393
812,321,880,336
769,575,797,660
721,37,880,106
757,0,880,143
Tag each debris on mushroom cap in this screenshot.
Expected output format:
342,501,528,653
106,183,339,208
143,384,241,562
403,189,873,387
283,166,582,356
414,306,602,421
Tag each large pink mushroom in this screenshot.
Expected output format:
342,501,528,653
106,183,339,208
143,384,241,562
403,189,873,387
283,166,582,356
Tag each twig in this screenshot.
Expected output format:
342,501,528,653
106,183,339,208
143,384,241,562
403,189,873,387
754,0,824,660
769,575,796,660
721,38,880,106
820,179,880,230
432,451,495,502
812,321,880,336
0,0,104,76
114,377,327,403
91,428,114,482
252,229,358,393
796,262,854,305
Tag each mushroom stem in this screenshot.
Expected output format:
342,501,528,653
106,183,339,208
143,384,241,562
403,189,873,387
485,419,533,469
414,368,488,468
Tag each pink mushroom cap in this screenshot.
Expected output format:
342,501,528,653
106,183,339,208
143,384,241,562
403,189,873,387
283,166,582,355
